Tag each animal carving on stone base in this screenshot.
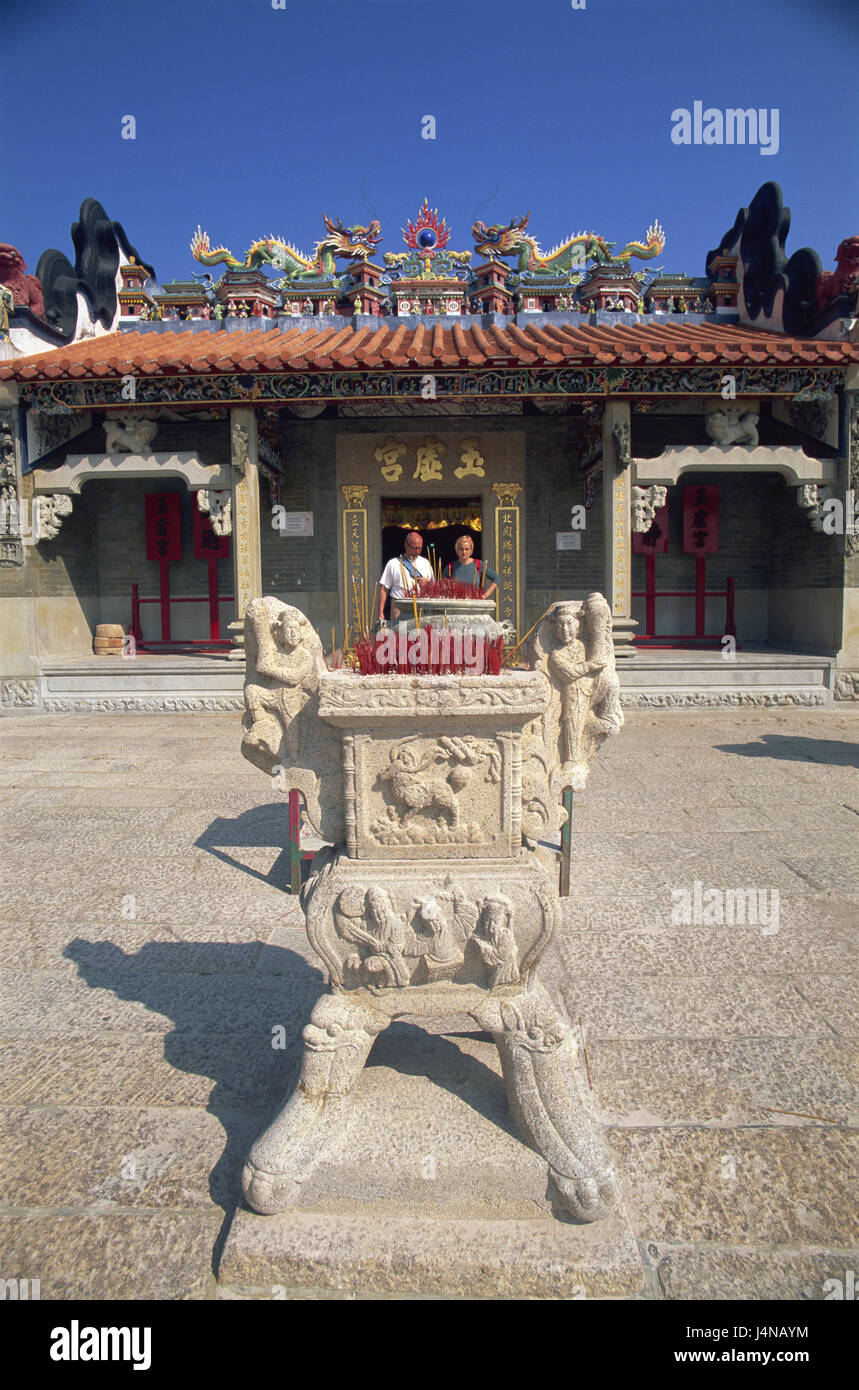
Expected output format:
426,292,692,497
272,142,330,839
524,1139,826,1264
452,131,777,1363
370,735,500,846
103,416,158,454
705,408,759,448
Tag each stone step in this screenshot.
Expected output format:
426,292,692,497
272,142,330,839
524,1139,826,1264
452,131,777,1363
619,650,834,706
217,1207,645,1300
32,656,245,714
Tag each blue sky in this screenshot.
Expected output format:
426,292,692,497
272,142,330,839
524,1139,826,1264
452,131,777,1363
2,0,857,285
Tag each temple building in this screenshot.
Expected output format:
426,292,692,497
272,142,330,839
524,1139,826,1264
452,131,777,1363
1,186,857,713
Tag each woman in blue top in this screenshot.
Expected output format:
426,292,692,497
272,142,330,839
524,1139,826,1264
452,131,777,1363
445,534,499,597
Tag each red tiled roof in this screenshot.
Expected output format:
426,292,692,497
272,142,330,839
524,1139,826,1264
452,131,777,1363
1,321,856,381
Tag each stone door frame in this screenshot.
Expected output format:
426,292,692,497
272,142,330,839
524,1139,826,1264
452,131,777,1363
336,427,526,638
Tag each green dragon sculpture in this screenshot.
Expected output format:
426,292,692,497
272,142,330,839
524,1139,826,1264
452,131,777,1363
471,212,665,273
190,214,382,280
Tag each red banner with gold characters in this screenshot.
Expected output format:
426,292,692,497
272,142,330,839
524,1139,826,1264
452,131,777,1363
145,493,182,562
193,504,230,560
683,485,718,555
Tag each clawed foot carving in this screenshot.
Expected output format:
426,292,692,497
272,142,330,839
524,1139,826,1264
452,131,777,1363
242,991,388,1215
474,985,620,1224
550,1167,621,1224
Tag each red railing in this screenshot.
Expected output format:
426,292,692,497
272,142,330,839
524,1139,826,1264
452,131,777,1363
130,583,234,650
633,560,737,648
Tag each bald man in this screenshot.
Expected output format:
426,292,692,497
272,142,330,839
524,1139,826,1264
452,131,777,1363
378,531,434,622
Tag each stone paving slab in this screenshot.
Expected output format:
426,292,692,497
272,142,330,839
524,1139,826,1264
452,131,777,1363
0,967,319,1036
0,1105,257,1212
0,706,855,1300
579,1038,857,1128
552,917,858,977
0,1035,292,1109
561,974,831,1038
610,1127,858,1246
648,1243,859,1301
0,1212,220,1300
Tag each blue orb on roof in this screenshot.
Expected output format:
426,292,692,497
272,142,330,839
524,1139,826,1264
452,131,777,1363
417,227,437,250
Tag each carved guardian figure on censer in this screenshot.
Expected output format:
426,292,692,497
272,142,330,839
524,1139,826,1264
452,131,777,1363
239,595,625,1224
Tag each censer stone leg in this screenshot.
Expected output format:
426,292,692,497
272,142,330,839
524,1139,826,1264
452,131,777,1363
243,990,389,1215
473,984,621,1223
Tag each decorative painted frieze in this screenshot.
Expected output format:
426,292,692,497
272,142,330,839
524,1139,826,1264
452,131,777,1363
20,366,846,413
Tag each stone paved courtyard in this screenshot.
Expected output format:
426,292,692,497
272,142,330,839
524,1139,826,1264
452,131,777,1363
0,706,856,1299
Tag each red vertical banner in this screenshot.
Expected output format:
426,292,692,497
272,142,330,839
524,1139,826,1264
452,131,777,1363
683,485,718,555
193,504,230,560
632,505,669,554
145,493,182,561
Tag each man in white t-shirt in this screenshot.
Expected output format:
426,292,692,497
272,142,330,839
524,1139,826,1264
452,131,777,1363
377,531,434,622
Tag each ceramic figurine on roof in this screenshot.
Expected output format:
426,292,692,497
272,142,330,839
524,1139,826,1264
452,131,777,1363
816,236,859,315
383,200,471,281
0,245,46,319
190,214,383,283
471,213,665,276
382,202,472,315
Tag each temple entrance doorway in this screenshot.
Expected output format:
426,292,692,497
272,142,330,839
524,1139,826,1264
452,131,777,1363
380,496,482,607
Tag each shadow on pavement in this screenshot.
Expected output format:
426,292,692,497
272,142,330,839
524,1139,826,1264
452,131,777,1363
194,803,296,890
62,938,515,1276
715,734,859,769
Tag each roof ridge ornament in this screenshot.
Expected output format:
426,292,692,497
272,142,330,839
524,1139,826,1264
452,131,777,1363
190,215,383,283
471,214,665,279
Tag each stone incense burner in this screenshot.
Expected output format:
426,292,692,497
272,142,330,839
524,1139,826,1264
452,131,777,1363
240,593,624,1222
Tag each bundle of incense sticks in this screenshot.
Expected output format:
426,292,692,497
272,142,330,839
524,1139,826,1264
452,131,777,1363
413,577,486,600
352,628,504,676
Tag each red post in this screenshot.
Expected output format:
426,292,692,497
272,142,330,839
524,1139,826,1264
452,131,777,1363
159,557,171,642
725,576,736,639
288,789,302,895
695,556,706,638
645,552,656,638
207,557,220,641
560,786,574,897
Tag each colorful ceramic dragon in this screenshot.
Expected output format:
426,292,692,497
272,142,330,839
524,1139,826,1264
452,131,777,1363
190,214,382,280
471,213,665,272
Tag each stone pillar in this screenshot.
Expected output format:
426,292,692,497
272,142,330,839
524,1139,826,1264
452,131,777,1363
0,398,24,570
601,399,637,657
228,406,263,661
492,481,522,637
340,485,369,637
836,384,859,700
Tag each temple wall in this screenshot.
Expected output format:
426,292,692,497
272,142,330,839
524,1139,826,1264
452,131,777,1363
86,479,233,643
523,415,603,632
259,414,606,642
630,471,843,649
0,481,100,671
260,418,339,633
